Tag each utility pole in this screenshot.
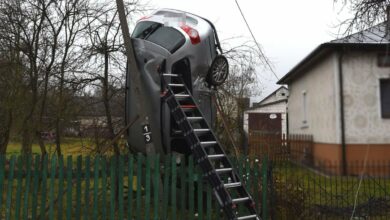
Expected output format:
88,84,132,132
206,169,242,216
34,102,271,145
115,0,156,154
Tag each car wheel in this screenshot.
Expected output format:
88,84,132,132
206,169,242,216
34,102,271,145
207,55,229,86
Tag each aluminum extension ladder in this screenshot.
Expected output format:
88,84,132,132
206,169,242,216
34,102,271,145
161,73,260,220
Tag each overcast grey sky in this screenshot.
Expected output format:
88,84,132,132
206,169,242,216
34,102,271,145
140,0,349,102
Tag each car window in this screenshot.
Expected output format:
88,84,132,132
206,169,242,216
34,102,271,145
132,21,161,39
132,21,185,53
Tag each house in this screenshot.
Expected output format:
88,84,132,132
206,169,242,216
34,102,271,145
277,21,390,173
243,86,288,135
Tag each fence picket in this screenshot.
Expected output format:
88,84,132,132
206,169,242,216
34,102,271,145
262,155,268,220
162,155,170,219
14,156,23,219
254,160,260,213
66,156,73,220
153,155,160,220
39,155,48,220
75,156,82,220
22,155,32,220
92,156,100,220
237,157,244,215
188,156,194,220
101,156,107,220
48,156,57,220
109,156,116,220
118,155,124,220
84,156,91,220
136,153,143,220
31,156,40,220
5,155,16,220
180,158,186,220
206,185,212,220
57,155,64,220
145,155,151,220
214,199,221,220
197,169,203,220
127,155,134,219
171,156,177,220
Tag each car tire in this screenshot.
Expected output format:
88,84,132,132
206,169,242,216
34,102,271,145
207,55,229,86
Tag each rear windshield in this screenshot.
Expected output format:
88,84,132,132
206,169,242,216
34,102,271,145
132,21,185,53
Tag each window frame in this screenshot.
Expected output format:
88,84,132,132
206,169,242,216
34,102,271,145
379,78,390,118
377,53,390,67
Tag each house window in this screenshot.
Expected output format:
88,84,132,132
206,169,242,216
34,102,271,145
380,79,390,118
302,91,308,126
377,53,390,67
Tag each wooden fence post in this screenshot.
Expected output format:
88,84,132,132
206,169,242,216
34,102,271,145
65,156,73,220
5,155,15,220
127,155,134,219
22,156,32,220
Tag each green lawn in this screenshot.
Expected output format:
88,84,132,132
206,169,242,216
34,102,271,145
6,138,96,157
268,162,390,219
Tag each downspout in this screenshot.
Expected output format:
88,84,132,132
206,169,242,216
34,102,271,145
337,50,347,175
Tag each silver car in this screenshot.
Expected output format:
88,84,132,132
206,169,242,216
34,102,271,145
126,9,228,155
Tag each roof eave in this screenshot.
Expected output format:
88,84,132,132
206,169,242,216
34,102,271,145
277,43,335,85
277,43,390,85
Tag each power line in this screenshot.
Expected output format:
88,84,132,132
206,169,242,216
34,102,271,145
234,0,280,81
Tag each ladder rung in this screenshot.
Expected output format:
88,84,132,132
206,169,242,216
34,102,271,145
208,154,225,159
175,94,190,98
224,182,242,188
172,130,183,135
181,105,196,109
194,129,210,133
215,168,232,173
200,141,217,146
187,117,203,121
237,214,258,220
163,73,178,77
168,83,185,87
232,197,250,203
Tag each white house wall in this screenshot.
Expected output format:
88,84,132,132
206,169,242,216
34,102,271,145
288,53,339,143
260,87,289,105
342,51,390,144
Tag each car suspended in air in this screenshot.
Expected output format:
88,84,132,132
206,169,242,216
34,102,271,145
126,8,229,156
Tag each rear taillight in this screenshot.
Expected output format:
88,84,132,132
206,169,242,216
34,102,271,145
137,16,150,22
180,25,201,45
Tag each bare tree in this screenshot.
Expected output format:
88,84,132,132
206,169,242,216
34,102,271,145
0,0,96,155
214,41,263,154
335,0,390,35
49,0,91,157
0,0,57,155
85,0,147,155
0,58,23,154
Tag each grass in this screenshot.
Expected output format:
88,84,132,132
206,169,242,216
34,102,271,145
5,138,122,157
267,162,390,219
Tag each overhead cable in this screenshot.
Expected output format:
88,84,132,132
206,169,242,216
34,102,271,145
234,0,280,81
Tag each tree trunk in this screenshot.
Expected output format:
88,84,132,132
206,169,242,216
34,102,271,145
0,111,12,154
21,79,37,155
55,118,62,157
103,50,120,156
21,124,33,155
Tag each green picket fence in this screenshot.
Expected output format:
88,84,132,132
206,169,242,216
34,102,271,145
0,154,266,220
